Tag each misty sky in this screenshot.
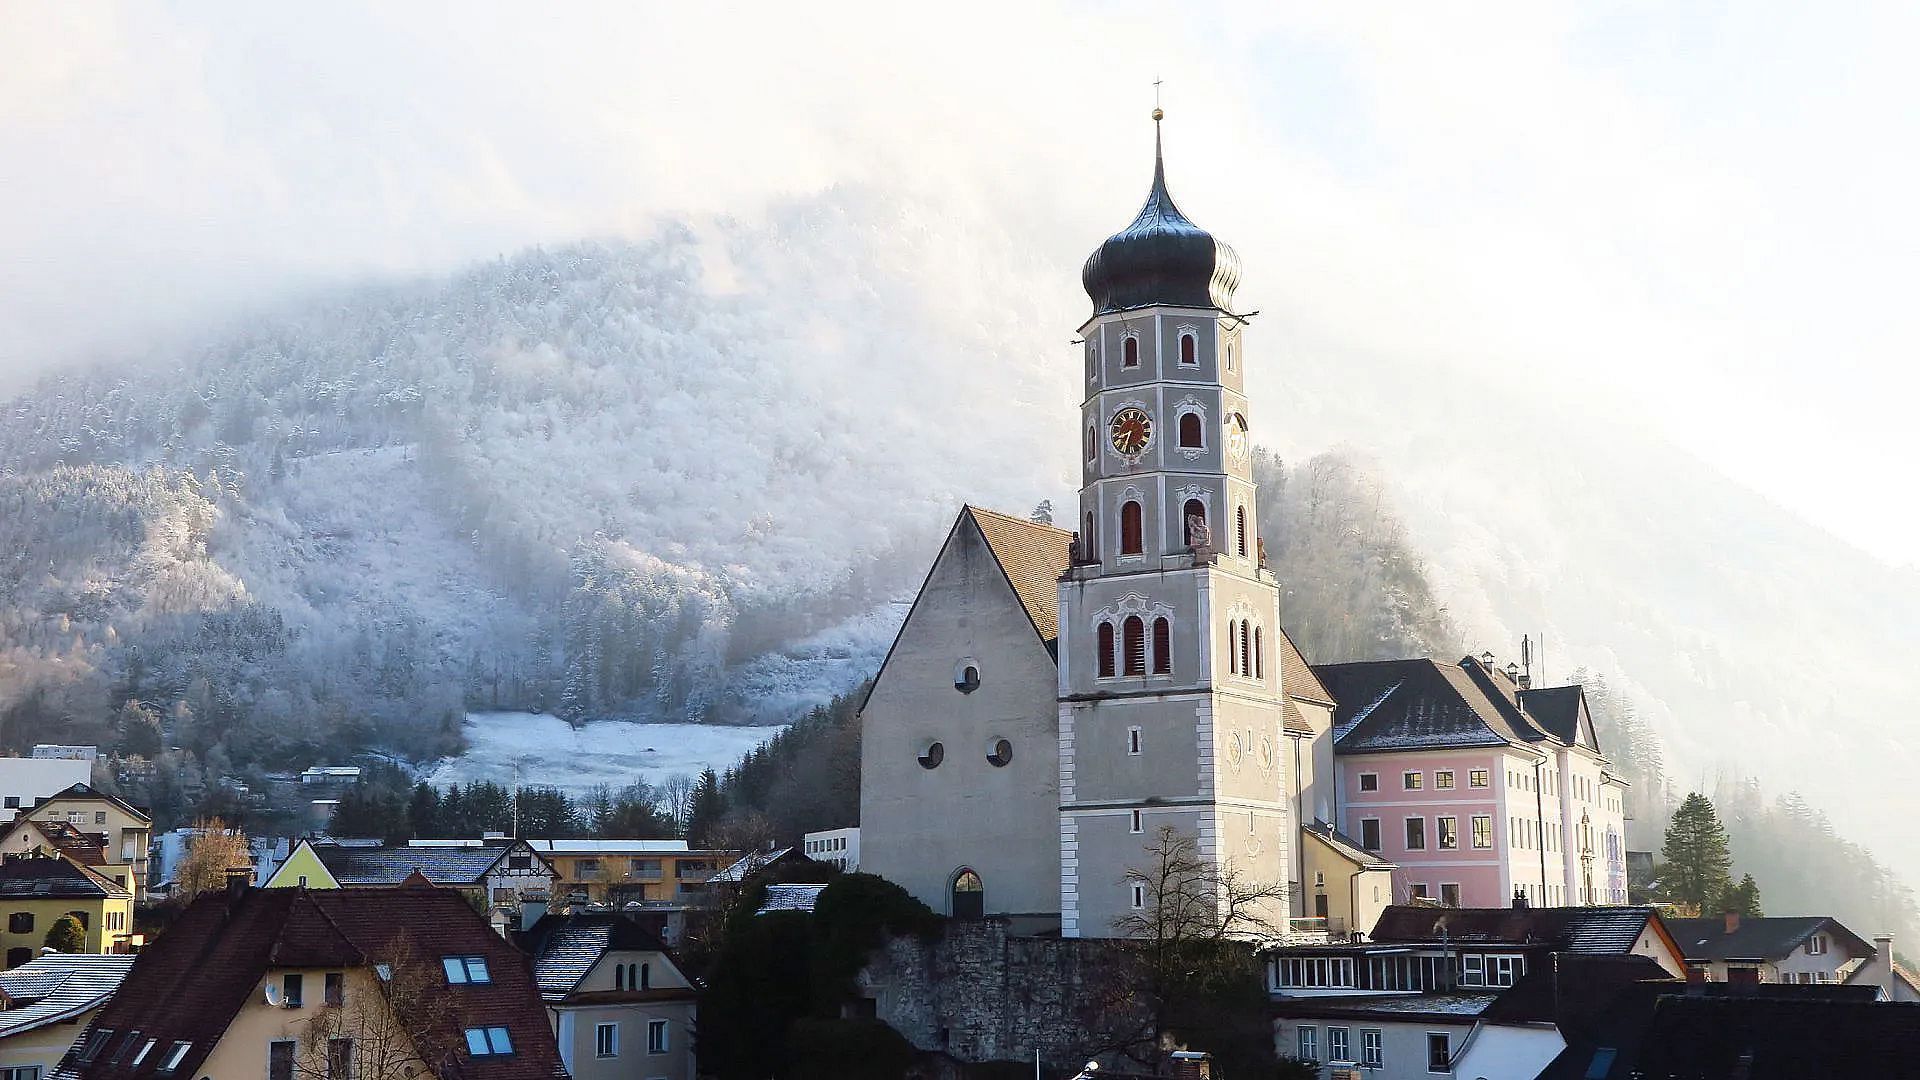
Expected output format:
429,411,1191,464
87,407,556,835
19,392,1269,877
4,2,1919,568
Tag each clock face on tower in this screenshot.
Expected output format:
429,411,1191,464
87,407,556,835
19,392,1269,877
1109,407,1153,456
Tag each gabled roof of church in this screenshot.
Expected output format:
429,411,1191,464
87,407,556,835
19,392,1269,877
964,506,1073,646
1276,626,1334,706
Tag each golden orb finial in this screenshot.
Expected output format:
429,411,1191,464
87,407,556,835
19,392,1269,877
1152,107,1164,121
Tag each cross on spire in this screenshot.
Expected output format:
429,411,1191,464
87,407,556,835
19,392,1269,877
1153,76,1164,122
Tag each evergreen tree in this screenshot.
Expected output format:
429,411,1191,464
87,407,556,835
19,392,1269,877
43,914,86,953
407,782,441,838
1722,873,1763,918
1660,792,1734,912
686,768,726,846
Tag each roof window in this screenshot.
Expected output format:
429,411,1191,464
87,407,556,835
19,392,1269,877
443,956,492,984
158,1041,192,1074
464,1027,515,1056
76,1029,112,1063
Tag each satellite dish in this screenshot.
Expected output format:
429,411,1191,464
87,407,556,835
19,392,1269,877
263,983,283,1007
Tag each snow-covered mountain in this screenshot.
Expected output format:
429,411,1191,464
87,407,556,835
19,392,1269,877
2,184,1915,883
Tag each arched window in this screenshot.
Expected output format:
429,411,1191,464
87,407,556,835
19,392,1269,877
1084,512,1097,560
1086,424,1096,460
1123,335,1140,367
952,869,984,919
1087,344,1097,381
1183,499,1207,547
639,963,650,989
1120,501,1144,555
1122,616,1146,676
1227,621,1239,675
1225,341,1235,372
1151,618,1171,675
1239,619,1252,677
1097,622,1116,678
1253,626,1264,679
1235,506,1249,557
1180,333,1197,365
616,964,626,990
1179,412,1203,448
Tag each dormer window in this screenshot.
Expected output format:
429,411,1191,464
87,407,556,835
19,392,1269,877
1122,335,1140,367
1179,333,1197,365
443,956,492,985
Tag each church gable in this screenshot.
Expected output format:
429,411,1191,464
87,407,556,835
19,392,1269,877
863,508,1069,713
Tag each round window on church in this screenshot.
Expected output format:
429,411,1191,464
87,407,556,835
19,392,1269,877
918,742,945,770
987,738,1012,767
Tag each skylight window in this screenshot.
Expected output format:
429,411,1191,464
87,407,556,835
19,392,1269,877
442,956,492,985
158,1041,193,1074
464,1027,514,1056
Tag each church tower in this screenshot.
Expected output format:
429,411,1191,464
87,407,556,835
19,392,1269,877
1058,110,1293,938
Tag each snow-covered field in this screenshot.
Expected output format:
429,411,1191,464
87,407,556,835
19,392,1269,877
423,712,785,795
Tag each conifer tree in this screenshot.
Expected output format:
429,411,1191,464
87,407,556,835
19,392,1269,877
686,768,726,846
1722,873,1764,918
1660,792,1734,912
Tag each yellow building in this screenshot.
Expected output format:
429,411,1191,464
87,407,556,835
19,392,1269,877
522,911,699,1080
524,840,734,905
0,953,135,1078
0,853,135,967
25,785,150,899
55,884,566,1080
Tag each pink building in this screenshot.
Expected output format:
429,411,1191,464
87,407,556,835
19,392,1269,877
1313,654,1628,910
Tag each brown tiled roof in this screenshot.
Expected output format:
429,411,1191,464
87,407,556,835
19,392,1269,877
965,506,1073,645
1,818,107,866
1276,625,1333,705
0,852,126,899
58,883,564,1080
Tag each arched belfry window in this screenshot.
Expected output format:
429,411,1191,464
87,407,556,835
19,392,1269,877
1239,619,1252,677
1253,626,1264,679
1226,341,1236,372
1084,512,1097,560
1087,344,1097,382
952,869,984,919
1236,506,1249,558
1120,501,1144,556
1179,413,1204,449
1180,333,1197,365
1123,335,1140,368
1183,499,1207,548
1097,622,1116,678
1086,424,1096,461
1151,618,1172,675
1227,621,1239,675
1122,616,1147,676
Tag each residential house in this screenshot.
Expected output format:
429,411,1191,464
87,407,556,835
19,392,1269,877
297,767,361,786
519,912,697,1080
1298,821,1395,941
1844,933,1920,1001
0,954,136,1079
1666,912,1875,985
52,880,566,1080
262,839,557,912
1314,656,1630,909
520,840,730,906
801,828,859,872
0,855,135,966
0,765,92,826
22,787,150,900
0,819,133,896
1269,907,1685,1078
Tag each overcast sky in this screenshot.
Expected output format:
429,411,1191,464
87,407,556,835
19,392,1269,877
4,2,1918,567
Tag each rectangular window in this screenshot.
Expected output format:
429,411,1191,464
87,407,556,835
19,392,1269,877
1427,1033,1450,1073
1440,883,1461,907
326,1038,351,1080
1327,1027,1350,1064
1358,773,1379,793
1129,809,1142,834
1128,727,1142,755
131,1040,157,1067
632,859,662,878
159,1042,191,1074
1461,954,1485,986
1809,935,1828,955
442,956,492,985
95,811,107,824
1410,882,1429,900
647,1019,669,1055
1489,954,1522,987
1435,770,1455,789
1360,819,1381,852
1404,771,1423,790
1361,1030,1383,1069
1297,1026,1318,1063
283,973,303,1007
1437,816,1458,850
596,1023,619,1058
577,858,602,879
269,1041,295,1080
7,912,31,934
76,1031,112,1064
1130,883,1145,910
3,1067,43,1080
1405,817,1426,851
464,1028,515,1057
1470,769,1489,788
507,853,532,870
0,798,14,810
325,972,344,1007
1472,815,1492,849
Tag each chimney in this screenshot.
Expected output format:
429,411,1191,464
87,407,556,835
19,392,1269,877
1724,910,1740,935
1480,650,1496,670
1505,661,1521,684
1169,1051,1211,1080
1877,935,1895,996
1512,889,1530,910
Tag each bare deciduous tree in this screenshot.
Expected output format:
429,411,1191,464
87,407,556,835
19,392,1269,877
295,935,464,1080
659,772,695,834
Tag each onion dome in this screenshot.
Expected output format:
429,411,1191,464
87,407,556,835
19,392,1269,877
1081,112,1241,315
